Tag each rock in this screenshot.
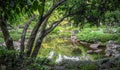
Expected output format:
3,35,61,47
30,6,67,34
94,49,102,53
13,41,20,50
0,42,6,46
87,49,102,54
47,51,55,59
90,43,100,50
63,55,79,61
87,50,94,54
0,64,6,70
55,54,63,63
105,40,120,57
54,66,65,70
7,26,12,30
79,41,90,47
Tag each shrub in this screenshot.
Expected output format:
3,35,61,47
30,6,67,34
0,38,4,43
77,27,119,43
117,27,120,33
0,47,49,70
80,62,96,70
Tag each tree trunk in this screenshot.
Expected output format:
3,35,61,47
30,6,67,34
26,17,44,57
0,19,14,50
20,15,35,52
26,0,66,57
31,34,44,58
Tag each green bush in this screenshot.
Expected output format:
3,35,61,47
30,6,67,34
80,63,96,70
0,38,4,43
77,27,119,43
10,34,21,41
117,27,120,33
0,32,3,37
0,47,49,70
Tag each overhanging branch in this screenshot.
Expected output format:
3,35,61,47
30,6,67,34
43,0,66,18
44,14,69,35
44,9,83,36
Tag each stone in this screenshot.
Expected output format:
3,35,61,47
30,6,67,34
105,40,120,57
90,43,100,50
94,49,102,53
87,50,94,54
0,64,6,70
47,51,55,59
55,54,63,63
54,66,65,70
63,55,79,61
13,41,20,50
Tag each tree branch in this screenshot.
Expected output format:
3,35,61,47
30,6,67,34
30,16,50,57
26,0,46,57
43,0,66,18
44,14,69,36
44,9,82,36
0,19,14,50
20,14,35,52
26,0,67,57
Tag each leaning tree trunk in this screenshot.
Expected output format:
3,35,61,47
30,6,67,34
26,17,44,57
0,19,14,50
26,0,66,57
31,16,49,58
31,33,45,58
20,15,35,52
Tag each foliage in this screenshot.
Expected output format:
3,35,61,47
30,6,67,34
51,26,63,33
65,0,120,26
80,62,96,70
116,27,120,33
0,0,120,69
0,47,49,70
0,38,4,43
77,27,119,43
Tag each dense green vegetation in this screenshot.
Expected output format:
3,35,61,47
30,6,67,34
0,0,120,70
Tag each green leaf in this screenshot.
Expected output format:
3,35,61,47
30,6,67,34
38,5,43,15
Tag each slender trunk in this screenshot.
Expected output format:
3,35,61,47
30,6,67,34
20,15,35,52
31,16,50,57
31,34,44,58
26,17,44,57
26,0,66,57
0,19,14,50
31,16,67,58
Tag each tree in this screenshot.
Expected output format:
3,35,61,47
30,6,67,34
0,0,81,58
68,0,120,27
